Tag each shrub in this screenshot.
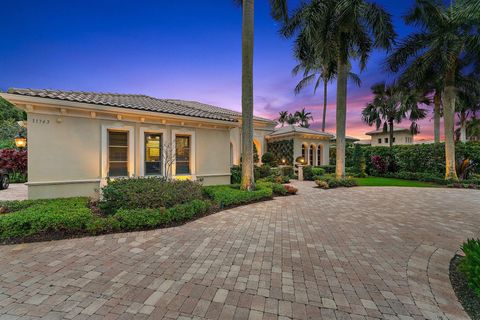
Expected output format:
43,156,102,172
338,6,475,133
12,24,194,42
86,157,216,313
316,177,357,189
254,164,272,180
231,165,241,184
257,181,288,196
303,166,314,180
284,185,298,194
0,198,94,240
315,180,329,189
319,165,336,174
261,152,277,166
99,177,203,214
311,167,326,177
460,239,480,297
0,149,28,180
203,184,273,207
280,166,294,178
371,155,387,174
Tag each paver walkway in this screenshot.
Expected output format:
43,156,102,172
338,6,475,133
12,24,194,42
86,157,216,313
0,183,27,201
0,182,478,320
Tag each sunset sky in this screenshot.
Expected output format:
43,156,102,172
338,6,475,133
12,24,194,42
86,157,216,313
0,0,443,140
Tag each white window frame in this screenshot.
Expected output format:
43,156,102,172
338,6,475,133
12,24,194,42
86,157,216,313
101,125,135,179
172,129,196,178
139,127,166,177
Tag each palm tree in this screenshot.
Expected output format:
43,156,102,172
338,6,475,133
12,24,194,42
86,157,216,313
283,0,395,178
234,0,288,190
387,0,480,180
456,76,480,142
362,82,428,147
295,108,313,128
277,111,289,127
286,113,298,125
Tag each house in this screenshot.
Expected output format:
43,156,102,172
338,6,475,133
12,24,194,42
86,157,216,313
366,128,414,146
0,89,331,199
330,135,360,145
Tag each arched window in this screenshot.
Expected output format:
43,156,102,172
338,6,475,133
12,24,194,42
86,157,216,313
317,145,322,166
309,145,314,165
301,144,307,160
230,143,234,166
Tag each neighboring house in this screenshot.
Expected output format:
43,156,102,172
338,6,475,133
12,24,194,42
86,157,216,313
330,135,360,145
366,128,414,146
1,89,331,199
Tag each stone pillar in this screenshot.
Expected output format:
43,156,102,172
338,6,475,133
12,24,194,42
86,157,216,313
297,165,304,181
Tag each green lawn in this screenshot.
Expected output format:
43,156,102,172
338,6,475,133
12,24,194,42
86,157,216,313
353,177,439,187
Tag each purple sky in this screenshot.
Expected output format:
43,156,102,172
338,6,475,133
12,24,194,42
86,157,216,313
0,0,442,140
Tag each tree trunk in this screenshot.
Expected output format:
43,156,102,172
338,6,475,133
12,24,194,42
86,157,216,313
322,78,327,132
389,120,394,148
240,0,255,190
434,92,441,143
443,68,458,181
335,59,348,179
460,110,467,142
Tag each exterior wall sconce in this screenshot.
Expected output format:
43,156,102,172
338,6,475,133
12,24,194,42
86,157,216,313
14,133,27,149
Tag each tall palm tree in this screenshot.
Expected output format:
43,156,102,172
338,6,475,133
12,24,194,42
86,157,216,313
456,75,480,142
234,0,288,190
362,82,428,147
286,113,298,125
387,0,480,180
277,111,289,127
283,0,395,178
294,108,313,128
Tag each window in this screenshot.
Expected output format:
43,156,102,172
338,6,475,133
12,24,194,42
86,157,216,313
385,138,389,143
317,146,322,166
309,145,314,165
145,133,162,175
393,137,396,143
378,138,382,144
108,131,128,177
176,135,190,175
301,144,306,160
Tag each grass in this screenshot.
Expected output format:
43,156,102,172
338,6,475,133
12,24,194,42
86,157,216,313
353,177,439,187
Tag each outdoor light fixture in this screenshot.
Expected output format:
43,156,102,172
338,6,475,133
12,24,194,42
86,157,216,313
281,158,286,165
14,133,27,149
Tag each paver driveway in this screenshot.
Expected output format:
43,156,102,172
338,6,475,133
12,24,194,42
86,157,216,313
0,182,478,320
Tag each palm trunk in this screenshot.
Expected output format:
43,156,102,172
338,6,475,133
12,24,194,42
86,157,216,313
389,120,394,148
240,0,255,190
460,110,467,142
434,91,441,143
443,68,458,181
322,78,327,132
335,59,348,179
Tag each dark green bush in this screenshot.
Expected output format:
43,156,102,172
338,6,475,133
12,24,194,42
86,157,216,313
280,166,294,177
257,181,288,196
203,184,273,207
0,198,95,240
311,167,326,176
254,164,272,180
99,177,203,214
303,166,314,180
319,165,336,174
315,177,357,189
261,152,277,166
460,239,480,297
231,166,241,184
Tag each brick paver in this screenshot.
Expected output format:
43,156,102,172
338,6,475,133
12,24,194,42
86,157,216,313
0,182,478,319
0,183,27,201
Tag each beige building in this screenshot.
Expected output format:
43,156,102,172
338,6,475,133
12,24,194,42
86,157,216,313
366,128,414,146
1,89,331,199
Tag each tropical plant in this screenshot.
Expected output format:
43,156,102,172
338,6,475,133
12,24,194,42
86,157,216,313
234,0,288,190
455,74,480,142
294,108,313,128
282,0,395,178
277,111,289,127
387,0,480,180
362,82,429,147
286,113,298,125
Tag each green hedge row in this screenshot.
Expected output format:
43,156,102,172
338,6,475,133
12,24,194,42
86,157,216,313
0,198,213,241
203,183,273,207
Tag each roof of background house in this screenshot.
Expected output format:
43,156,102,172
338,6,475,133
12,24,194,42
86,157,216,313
268,125,334,137
330,134,360,142
6,88,274,124
365,127,411,135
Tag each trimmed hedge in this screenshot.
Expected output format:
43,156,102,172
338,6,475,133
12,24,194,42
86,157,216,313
203,183,273,207
99,177,203,214
0,197,213,242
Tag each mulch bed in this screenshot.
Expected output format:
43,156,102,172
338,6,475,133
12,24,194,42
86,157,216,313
450,254,480,320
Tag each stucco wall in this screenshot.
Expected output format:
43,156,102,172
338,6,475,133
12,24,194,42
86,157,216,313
26,113,231,199
370,132,414,146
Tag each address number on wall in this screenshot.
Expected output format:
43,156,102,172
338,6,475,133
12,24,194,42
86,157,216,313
31,118,50,124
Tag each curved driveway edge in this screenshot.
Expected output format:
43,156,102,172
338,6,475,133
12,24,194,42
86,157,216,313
0,182,478,319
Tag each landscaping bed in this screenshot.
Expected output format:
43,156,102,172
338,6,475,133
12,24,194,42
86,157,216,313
450,254,480,320
0,177,296,244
